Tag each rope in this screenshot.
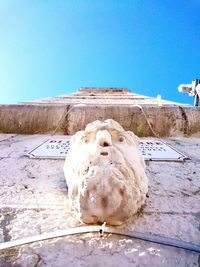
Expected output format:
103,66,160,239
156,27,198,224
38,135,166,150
0,225,199,253
51,103,160,138
51,104,86,136
131,104,160,138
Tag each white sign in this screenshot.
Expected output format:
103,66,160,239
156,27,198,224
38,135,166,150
27,137,189,161
139,140,189,161
28,137,71,159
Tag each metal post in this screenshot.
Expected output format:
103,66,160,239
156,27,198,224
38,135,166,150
192,79,200,107
194,94,199,106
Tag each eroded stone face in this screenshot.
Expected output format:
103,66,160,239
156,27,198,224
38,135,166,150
63,119,148,225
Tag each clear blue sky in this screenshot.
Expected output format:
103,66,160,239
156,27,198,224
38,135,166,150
0,0,199,104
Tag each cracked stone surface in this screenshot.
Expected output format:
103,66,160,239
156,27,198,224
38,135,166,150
0,134,200,266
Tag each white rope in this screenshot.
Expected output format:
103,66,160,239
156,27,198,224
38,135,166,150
0,225,199,253
51,104,86,136
51,103,160,138
131,104,160,138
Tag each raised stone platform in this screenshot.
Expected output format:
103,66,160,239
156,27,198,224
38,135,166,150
0,104,200,137
1,88,199,137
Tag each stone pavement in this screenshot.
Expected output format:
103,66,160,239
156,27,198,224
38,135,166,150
0,134,199,266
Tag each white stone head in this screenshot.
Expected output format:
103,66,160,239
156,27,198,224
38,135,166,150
63,119,148,225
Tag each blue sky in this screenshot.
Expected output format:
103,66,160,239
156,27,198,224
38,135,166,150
0,0,199,104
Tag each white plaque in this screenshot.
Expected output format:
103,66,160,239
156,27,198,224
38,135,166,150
28,137,189,161
139,140,189,161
